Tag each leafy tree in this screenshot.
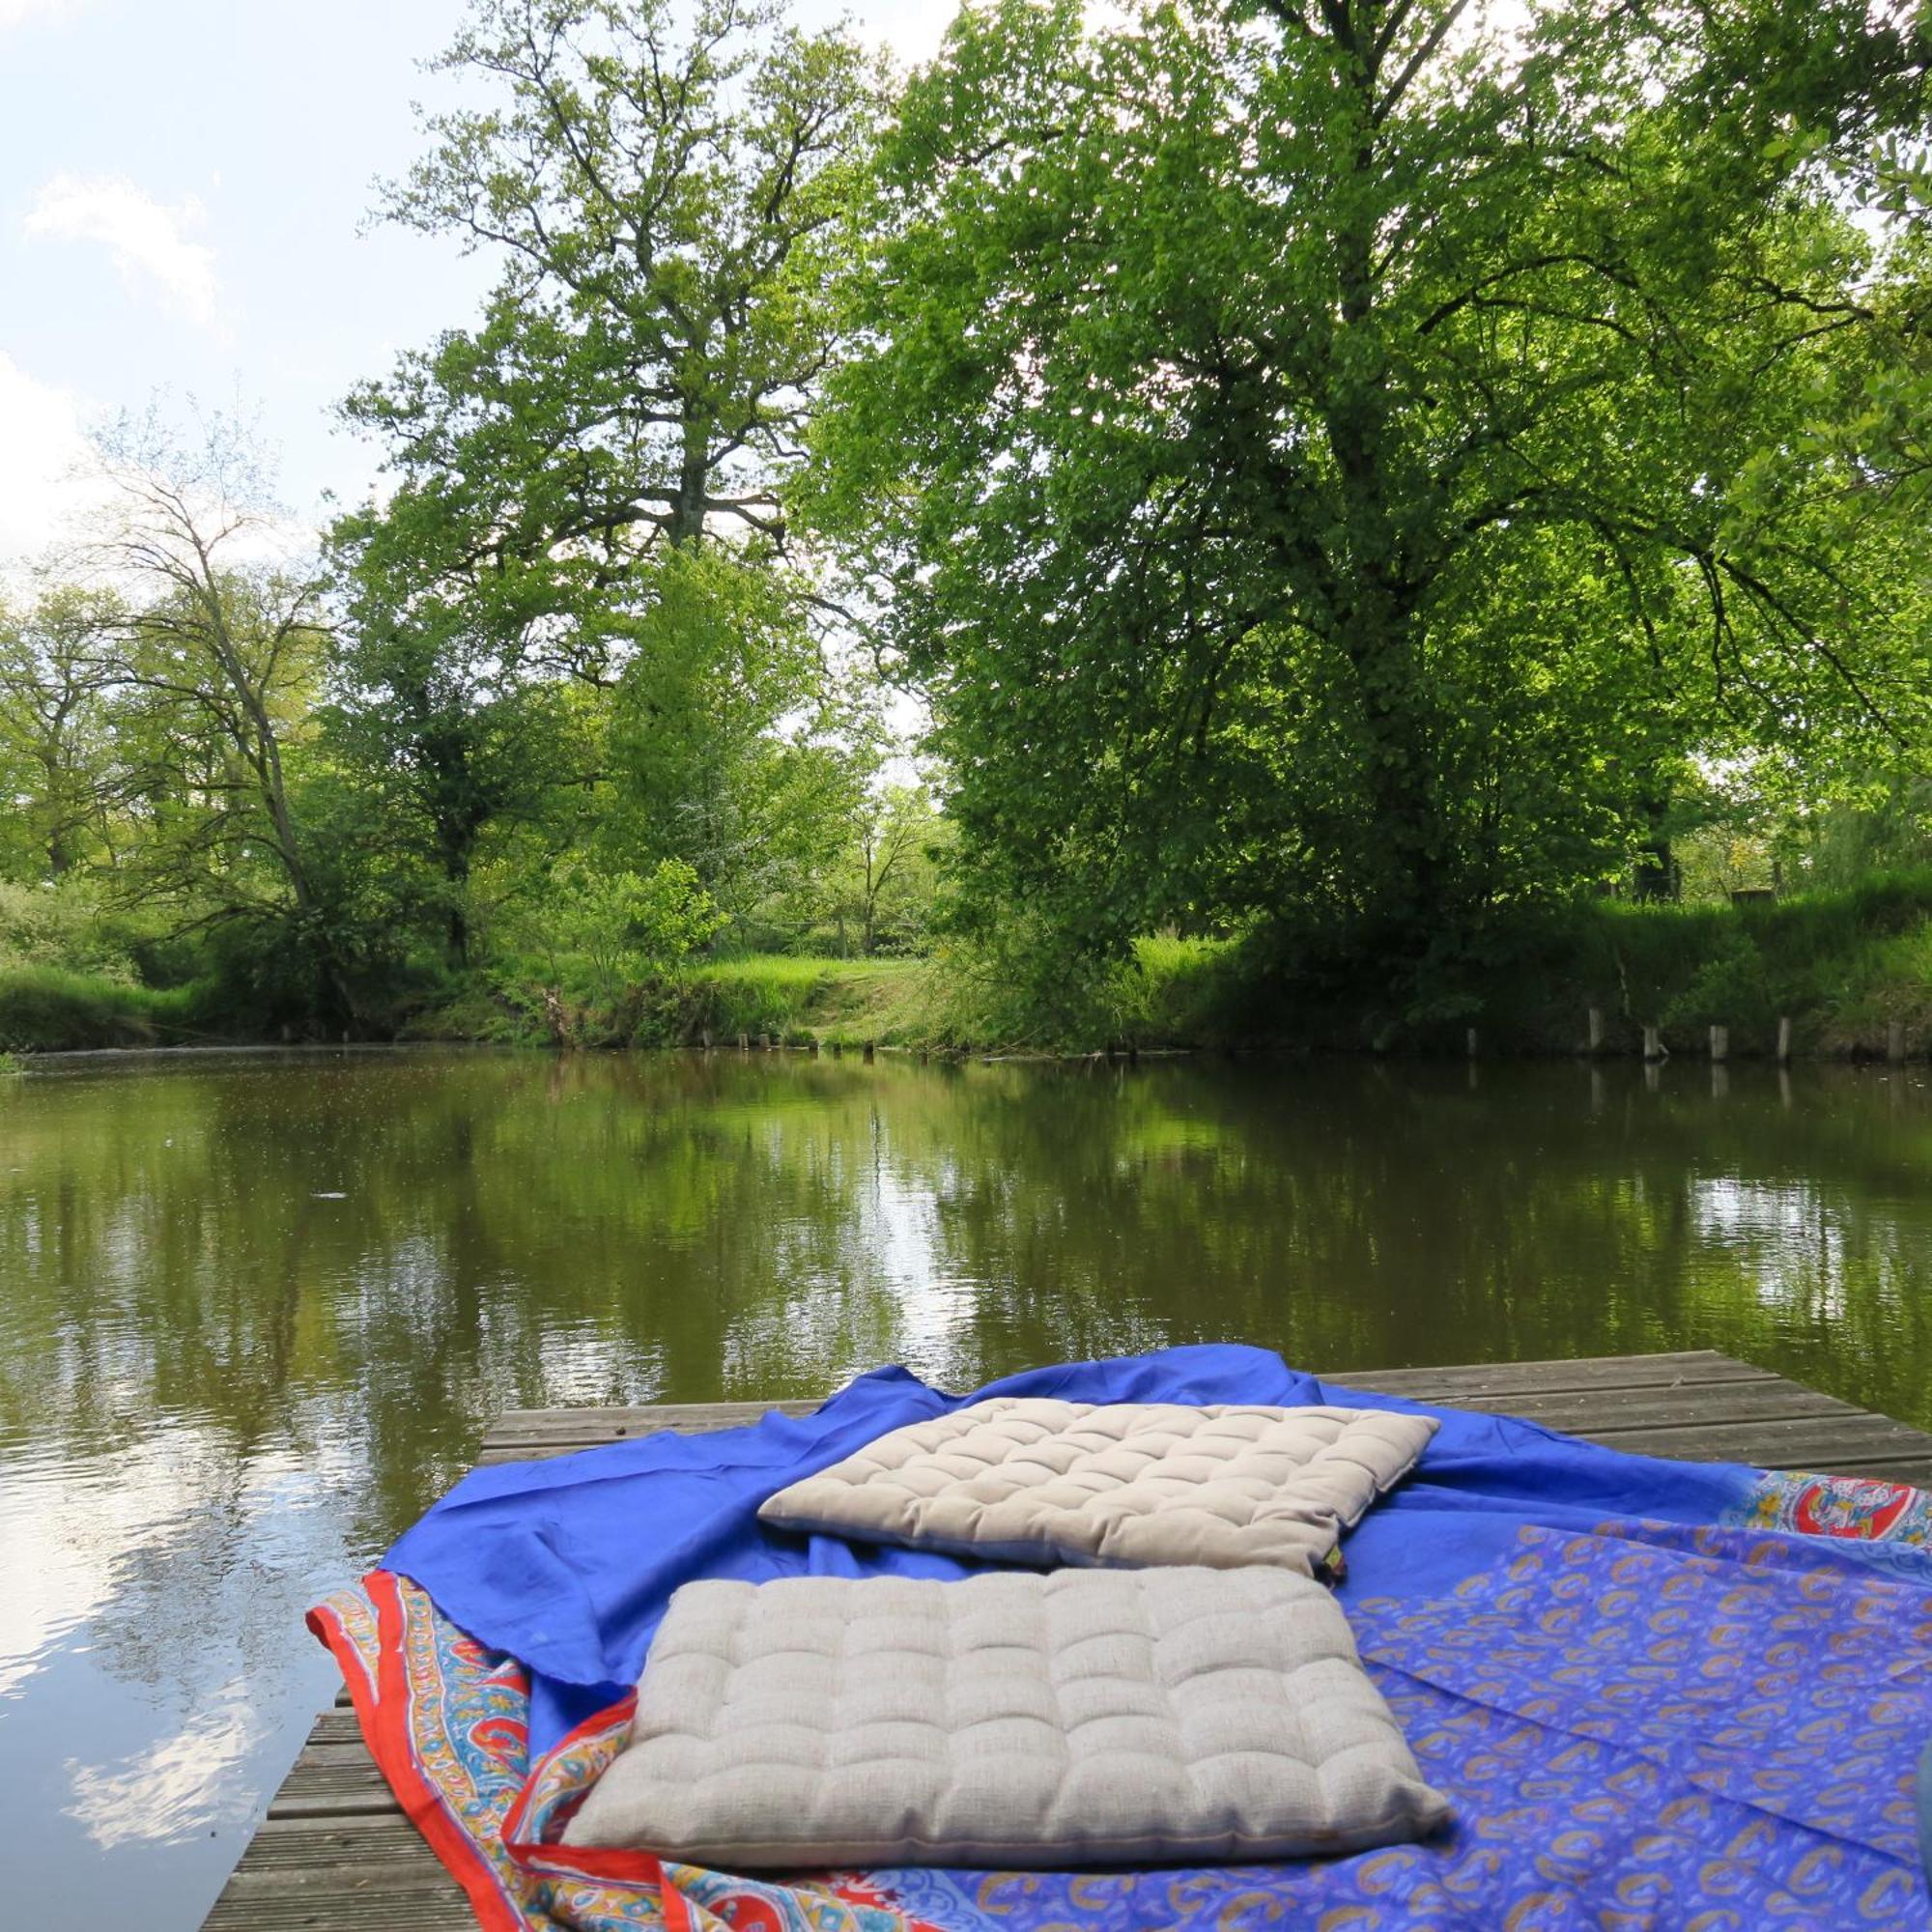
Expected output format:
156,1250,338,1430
85,415,351,1016
335,0,885,969
828,781,946,956
810,0,1931,998
0,582,125,878
327,509,593,969
540,857,724,1001
356,0,878,572
598,549,867,938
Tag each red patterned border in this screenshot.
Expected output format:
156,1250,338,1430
308,1571,526,1932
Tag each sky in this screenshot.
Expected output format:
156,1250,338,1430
0,0,960,564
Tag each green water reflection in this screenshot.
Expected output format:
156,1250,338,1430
3,1047,1931,1923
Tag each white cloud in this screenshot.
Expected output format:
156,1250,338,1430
0,352,99,562
66,1681,269,1850
0,0,85,26
22,174,220,328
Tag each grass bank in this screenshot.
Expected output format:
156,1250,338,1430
1233,870,1932,1059
15,872,1932,1058
402,936,1236,1055
1515,876,1932,1059
0,969,211,1053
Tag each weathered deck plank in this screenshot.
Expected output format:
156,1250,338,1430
205,1350,1932,1929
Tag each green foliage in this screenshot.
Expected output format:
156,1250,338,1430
4,0,1928,1052
661,955,850,1046
918,917,1225,1054
0,969,201,1052
0,582,124,879
817,782,950,957
316,0,895,1009
1217,872,1932,1057
809,0,1932,995
0,876,147,981
537,860,724,1002
598,550,866,935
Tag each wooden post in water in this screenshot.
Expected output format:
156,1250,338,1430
1889,1021,1907,1065
1587,1008,1605,1055
808,1037,820,1057
1709,1024,1728,1063
699,1028,712,1051
1642,1025,1667,1063
831,1039,842,1058
863,1039,876,1064
1776,1016,1793,1065
737,1033,749,1052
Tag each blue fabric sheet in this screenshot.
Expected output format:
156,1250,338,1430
387,1345,1747,1756
383,1345,1932,1926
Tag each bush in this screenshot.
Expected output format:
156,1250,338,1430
0,877,149,981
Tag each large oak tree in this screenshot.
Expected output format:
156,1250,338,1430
811,0,1930,999
335,0,881,956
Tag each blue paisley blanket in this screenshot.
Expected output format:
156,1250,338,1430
309,1346,1932,1930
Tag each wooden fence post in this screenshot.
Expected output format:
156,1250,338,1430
1642,1025,1667,1063
1465,1027,1479,1059
1709,1024,1728,1063
1776,1016,1792,1065
1587,1008,1605,1055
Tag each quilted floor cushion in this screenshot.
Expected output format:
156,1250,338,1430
756,1398,1437,1573
562,1568,1450,1867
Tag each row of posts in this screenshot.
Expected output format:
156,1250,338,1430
1462,1012,1913,1065
696,1030,874,1062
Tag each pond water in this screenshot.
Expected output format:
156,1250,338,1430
4,1045,1932,1924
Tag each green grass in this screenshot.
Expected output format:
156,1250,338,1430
1204,869,1932,1057
0,968,209,1052
662,954,939,1047
403,952,944,1050
404,940,1234,1055
1505,873,1932,1058
39,872,1932,1058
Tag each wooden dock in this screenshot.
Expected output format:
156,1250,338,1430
202,1350,1932,1929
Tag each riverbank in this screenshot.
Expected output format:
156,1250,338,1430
4,874,1931,1058
404,873,1932,1059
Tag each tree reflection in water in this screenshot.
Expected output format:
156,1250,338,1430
2,1047,1929,1925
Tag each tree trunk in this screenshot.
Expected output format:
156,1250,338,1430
1323,60,1440,938
438,832,474,969
1633,796,1676,901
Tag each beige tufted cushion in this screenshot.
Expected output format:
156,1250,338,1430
562,1568,1450,1867
756,1399,1436,1574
